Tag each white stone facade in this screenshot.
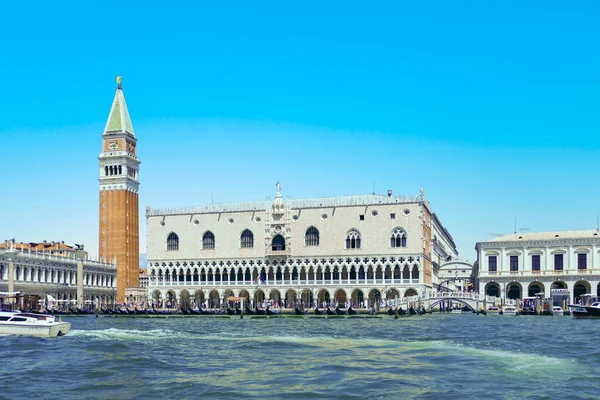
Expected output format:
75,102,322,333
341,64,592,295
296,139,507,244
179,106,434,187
475,230,600,303
146,186,458,309
0,249,117,305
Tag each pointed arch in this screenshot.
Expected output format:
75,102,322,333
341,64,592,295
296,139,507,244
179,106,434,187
241,229,254,248
167,232,179,251
346,229,361,249
390,227,407,247
305,226,320,246
272,234,286,251
203,231,215,249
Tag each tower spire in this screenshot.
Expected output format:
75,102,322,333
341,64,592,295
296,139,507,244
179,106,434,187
104,76,135,136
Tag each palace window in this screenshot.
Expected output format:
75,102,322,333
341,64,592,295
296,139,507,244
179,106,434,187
272,234,286,251
167,233,179,251
203,231,215,249
510,256,518,272
346,229,361,249
554,254,563,271
531,255,540,271
578,253,587,270
241,229,254,248
305,227,320,246
488,256,497,272
390,228,407,248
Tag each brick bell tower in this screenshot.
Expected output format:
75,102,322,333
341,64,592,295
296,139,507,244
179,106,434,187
99,76,140,303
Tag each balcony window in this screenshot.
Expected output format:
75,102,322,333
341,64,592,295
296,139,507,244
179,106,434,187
531,255,540,271
554,254,563,271
510,256,518,272
578,253,587,270
488,256,497,272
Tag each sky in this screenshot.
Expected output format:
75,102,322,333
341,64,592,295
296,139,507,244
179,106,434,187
1,1,599,263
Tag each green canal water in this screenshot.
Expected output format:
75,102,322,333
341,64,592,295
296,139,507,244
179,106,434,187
0,313,597,399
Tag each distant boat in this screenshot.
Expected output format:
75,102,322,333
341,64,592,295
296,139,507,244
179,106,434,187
335,307,348,316
0,311,71,337
266,307,280,315
294,307,307,315
347,306,359,315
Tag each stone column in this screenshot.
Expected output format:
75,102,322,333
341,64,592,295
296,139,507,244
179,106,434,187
77,259,84,307
8,258,15,304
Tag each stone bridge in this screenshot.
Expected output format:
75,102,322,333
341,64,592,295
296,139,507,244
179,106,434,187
400,291,501,312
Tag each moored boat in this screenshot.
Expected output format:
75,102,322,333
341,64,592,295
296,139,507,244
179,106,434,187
347,306,359,315
294,307,307,315
266,307,281,315
0,311,71,337
502,305,517,316
569,302,600,318
487,306,501,315
335,307,348,315
552,306,564,316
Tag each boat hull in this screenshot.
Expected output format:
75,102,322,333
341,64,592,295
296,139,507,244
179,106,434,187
0,321,71,337
569,304,600,318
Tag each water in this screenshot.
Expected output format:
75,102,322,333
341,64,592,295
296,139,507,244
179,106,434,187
1,313,598,399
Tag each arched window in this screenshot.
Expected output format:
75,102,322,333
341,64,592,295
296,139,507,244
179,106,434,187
390,228,407,247
346,229,361,249
272,234,286,251
104,166,108,176
203,231,215,249
411,266,419,280
167,232,179,251
241,229,254,248
305,227,320,246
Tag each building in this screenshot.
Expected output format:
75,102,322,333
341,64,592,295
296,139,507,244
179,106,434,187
98,77,140,303
0,240,83,257
0,239,116,308
475,230,600,304
145,184,459,309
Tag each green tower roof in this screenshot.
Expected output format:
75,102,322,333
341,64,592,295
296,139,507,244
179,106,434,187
104,83,135,136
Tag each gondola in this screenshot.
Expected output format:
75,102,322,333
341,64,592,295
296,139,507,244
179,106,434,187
134,307,147,315
200,308,216,315
147,308,157,315
244,308,256,315
347,306,359,315
157,309,172,315
182,308,192,315
226,308,237,315
408,307,417,315
254,307,266,315
326,307,336,316
335,307,348,315
386,308,395,316
266,307,281,315
294,307,307,315
190,308,202,315
314,308,325,315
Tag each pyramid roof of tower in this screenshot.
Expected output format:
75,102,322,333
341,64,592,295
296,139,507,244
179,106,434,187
104,86,135,136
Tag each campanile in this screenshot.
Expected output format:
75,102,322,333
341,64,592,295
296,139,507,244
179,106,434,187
98,77,140,303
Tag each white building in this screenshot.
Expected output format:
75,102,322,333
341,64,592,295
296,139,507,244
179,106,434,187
475,230,600,303
0,246,117,307
145,184,459,309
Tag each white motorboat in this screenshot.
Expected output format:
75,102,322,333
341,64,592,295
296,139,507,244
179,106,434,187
552,306,564,316
487,306,501,314
451,308,463,314
0,311,71,337
502,305,517,315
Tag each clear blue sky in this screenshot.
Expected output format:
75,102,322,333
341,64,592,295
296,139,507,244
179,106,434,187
1,1,599,262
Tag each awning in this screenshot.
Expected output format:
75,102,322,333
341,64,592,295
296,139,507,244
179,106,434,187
226,296,247,302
